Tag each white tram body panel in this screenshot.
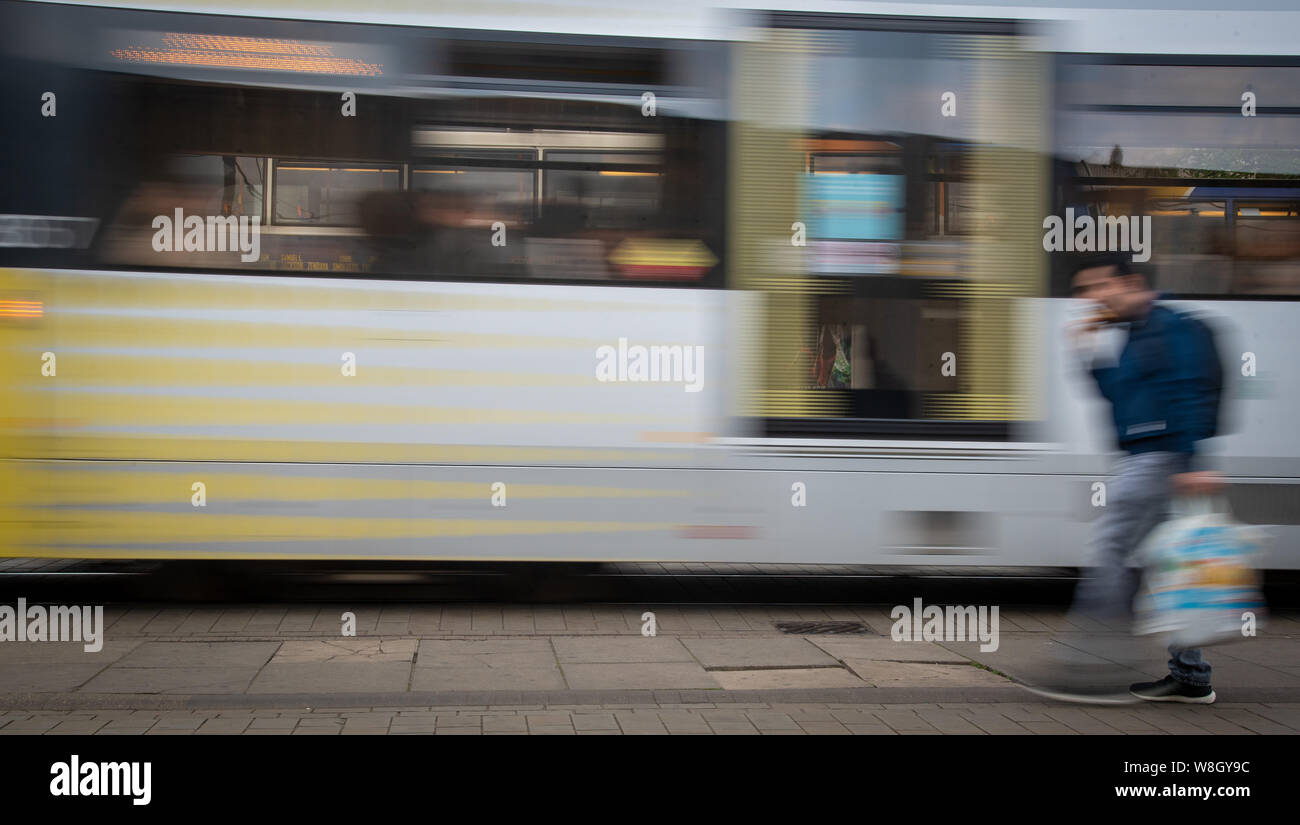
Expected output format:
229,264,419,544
2,1,1298,566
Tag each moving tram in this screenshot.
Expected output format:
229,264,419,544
1,0,1297,569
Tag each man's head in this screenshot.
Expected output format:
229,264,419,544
1071,254,1154,321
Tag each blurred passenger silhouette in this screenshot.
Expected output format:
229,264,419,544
1046,251,1227,704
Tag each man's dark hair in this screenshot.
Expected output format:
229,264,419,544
1074,252,1133,277
1073,252,1155,289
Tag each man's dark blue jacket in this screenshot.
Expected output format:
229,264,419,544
1090,302,1221,473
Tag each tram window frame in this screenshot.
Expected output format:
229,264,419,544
540,149,662,229
4,4,728,289
1054,53,1300,300
411,150,540,228
270,161,403,228
760,133,1004,439
102,127,721,287
257,135,716,285
399,125,721,286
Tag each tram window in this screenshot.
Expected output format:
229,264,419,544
1233,203,1300,295
1056,59,1300,297
806,295,962,420
115,154,264,222
542,152,661,231
85,82,718,284
273,163,400,226
163,154,265,220
412,149,537,225
399,120,716,285
1145,199,1233,295
1053,184,1300,297
98,154,268,270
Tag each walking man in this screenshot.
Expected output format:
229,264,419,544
1066,253,1224,703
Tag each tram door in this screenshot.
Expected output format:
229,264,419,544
729,18,1049,442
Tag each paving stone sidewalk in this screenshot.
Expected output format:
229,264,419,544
2,602,1296,732
2,604,1296,693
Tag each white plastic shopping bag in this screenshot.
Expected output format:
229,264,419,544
1133,496,1268,648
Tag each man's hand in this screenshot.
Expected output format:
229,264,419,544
1172,470,1224,497
1066,319,1099,353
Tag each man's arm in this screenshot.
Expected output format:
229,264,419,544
1158,315,1223,491
1067,319,1116,398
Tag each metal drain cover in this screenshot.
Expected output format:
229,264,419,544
775,621,869,635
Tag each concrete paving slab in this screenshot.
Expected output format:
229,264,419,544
560,663,720,690
712,668,866,690
407,639,565,691
843,660,1011,687
415,639,555,668
681,638,836,668
117,641,280,669
271,639,417,664
552,637,694,664
411,666,566,691
248,662,412,694
939,634,1112,674
998,610,1055,632
83,666,259,694
0,663,106,692
1202,659,1300,689
810,637,969,663
0,640,142,665
1210,639,1300,669
1045,632,1170,663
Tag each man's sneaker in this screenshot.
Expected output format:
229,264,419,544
1130,675,1216,704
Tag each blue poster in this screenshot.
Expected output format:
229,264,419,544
803,173,904,241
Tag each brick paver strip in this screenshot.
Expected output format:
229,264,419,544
5,683,1300,711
